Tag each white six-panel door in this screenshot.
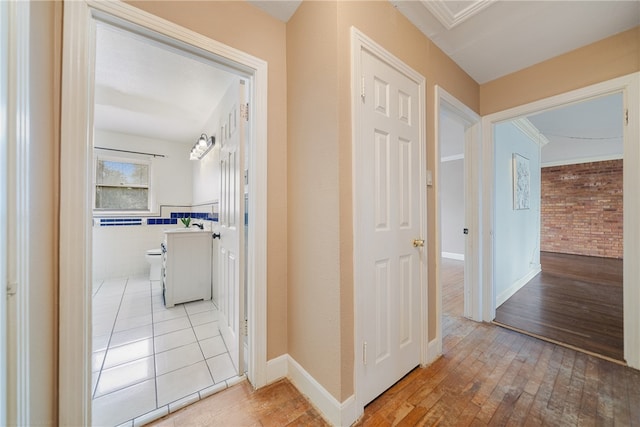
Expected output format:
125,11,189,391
218,81,245,375
358,49,423,405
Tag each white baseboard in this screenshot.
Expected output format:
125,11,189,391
265,354,288,384
265,354,359,426
442,252,464,261
496,264,541,307
426,337,442,365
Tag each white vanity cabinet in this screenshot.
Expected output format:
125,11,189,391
162,229,212,307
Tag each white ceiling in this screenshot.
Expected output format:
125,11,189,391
94,23,236,144
254,0,640,84
94,1,636,155
390,0,640,84
530,92,623,166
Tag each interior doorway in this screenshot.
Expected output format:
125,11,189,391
59,2,268,425
481,73,640,370
434,86,481,360
89,19,252,425
492,92,625,362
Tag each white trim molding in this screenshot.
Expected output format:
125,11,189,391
265,354,288,384
287,356,357,427
512,118,550,147
265,354,358,427
441,252,464,261
541,154,623,168
60,1,269,424
481,73,640,369
0,1,9,421
422,0,496,30
3,1,32,425
440,153,464,163
426,338,442,365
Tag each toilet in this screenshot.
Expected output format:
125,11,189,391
145,248,163,281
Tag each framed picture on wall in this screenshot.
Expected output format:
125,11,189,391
513,153,530,210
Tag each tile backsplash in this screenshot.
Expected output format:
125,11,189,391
94,210,218,227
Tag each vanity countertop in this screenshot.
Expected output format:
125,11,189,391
164,228,212,234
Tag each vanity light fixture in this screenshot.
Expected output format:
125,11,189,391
189,133,215,160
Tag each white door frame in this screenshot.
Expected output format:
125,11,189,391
59,1,268,424
2,1,30,425
351,27,427,421
433,86,482,357
481,73,640,369
0,2,9,422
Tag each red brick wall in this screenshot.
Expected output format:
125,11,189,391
541,160,623,259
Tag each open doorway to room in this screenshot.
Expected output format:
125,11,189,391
435,86,482,357
439,109,466,320
87,17,252,426
59,2,267,425
493,93,624,362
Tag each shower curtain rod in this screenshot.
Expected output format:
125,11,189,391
94,146,166,158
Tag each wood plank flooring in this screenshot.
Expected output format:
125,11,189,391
494,251,623,361
442,257,464,317
149,255,638,426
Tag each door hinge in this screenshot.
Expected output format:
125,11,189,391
361,76,366,102
7,281,17,296
625,109,629,126
242,318,248,336
363,341,367,365
240,103,249,121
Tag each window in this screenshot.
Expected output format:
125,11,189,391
94,157,150,212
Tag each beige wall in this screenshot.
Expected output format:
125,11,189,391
286,1,344,400
286,0,479,401
127,1,289,359
481,26,640,115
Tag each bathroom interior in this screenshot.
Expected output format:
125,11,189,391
90,21,249,426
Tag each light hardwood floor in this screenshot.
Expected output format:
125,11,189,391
149,258,639,426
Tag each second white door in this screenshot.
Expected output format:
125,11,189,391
357,48,424,405
218,80,246,375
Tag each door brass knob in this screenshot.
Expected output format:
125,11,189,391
412,238,425,247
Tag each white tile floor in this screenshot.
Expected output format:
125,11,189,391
92,276,239,427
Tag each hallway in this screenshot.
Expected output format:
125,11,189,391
148,258,639,425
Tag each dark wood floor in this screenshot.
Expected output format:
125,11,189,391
494,251,623,362
149,256,637,426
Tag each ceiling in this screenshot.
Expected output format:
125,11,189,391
94,1,637,151
94,23,236,144
254,1,639,84
390,0,639,84
440,92,624,164
530,92,623,166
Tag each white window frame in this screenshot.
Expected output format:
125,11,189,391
93,154,153,214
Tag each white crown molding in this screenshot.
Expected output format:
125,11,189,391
541,154,623,168
512,118,550,147
420,0,496,30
